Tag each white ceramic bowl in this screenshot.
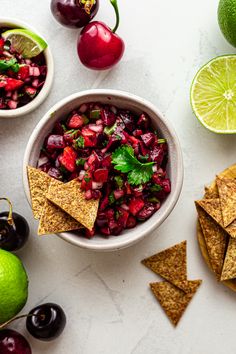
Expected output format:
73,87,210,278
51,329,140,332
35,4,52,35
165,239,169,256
0,18,54,118
23,89,183,251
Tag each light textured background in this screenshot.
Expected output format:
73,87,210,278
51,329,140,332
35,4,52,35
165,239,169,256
1,0,236,353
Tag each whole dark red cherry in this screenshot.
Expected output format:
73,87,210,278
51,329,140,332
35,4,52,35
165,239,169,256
0,198,29,252
0,329,32,354
26,303,66,341
77,0,125,70
51,0,99,28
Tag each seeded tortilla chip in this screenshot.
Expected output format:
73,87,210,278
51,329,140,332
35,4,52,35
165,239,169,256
47,178,99,230
195,204,227,279
150,280,202,326
27,166,52,220
216,177,236,227
142,241,189,292
196,199,236,238
221,238,236,281
38,179,82,235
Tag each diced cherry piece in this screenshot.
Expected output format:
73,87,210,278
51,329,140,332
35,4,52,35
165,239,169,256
91,190,102,199
116,207,129,228
69,172,80,180
25,86,37,98
152,173,162,184
59,146,77,172
100,227,111,236
141,133,155,147
119,110,135,132
47,135,65,149
137,113,151,130
68,113,88,129
162,179,171,193
85,228,95,238
101,108,116,126
132,185,144,197
18,65,30,80
133,129,143,137
99,195,109,210
126,215,137,228
84,135,98,147
48,167,63,180
96,212,108,228
114,189,124,200
106,208,115,219
108,219,123,236
94,168,109,183
40,65,47,76
101,154,112,168
5,78,23,91
150,146,164,165
136,202,156,221
129,198,145,216
139,141,149,156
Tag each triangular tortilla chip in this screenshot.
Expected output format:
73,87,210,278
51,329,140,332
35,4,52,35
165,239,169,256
46,178,99,230
195,204,228,279
150,280,202,326
221,238,236,281
204,186,219,199
38,199,82,235
27,166,52,220
38,179,82,235
196,199,236,238
142,241,190,292
216,177,236,227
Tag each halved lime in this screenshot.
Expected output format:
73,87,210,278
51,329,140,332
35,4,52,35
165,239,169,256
2,29,47,58
191,55,236,134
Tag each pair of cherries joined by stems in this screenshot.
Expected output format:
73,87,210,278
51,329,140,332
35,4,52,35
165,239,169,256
0,303,66,353
50,0,125,70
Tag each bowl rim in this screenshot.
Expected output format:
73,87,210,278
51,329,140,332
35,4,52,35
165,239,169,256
23,89,184,251
0,17,54,118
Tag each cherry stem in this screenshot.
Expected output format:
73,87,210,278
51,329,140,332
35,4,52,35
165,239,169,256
0,313,44,330
0,198,14,227
110,0,120,33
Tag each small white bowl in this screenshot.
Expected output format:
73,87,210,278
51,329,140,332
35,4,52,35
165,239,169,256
23,89,183,251
0,18,54,118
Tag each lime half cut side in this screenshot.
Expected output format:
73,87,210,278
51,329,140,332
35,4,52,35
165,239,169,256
2,29,47,59
191,55,236,134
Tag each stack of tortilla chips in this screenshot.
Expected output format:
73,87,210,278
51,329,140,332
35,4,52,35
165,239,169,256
141,241,202,326
27,166,99,235
195,175,236,283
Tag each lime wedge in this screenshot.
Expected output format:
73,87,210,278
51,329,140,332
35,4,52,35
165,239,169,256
191,55,236,134
2,29,47,58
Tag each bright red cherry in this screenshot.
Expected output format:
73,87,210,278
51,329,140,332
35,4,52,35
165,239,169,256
77,0,125,70
51,0,99,28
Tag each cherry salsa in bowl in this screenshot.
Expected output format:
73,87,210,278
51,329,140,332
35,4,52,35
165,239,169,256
37,103,171,238
0,28,47,110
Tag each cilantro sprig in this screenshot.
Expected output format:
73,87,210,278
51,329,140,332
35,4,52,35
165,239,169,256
112,145,154,185
0,58,20,73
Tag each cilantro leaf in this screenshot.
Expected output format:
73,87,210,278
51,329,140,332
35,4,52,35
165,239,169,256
75,136,84,149
0,58,19,73
112,145,154,185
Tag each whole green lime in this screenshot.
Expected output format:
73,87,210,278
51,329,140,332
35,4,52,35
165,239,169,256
218,0,236,47
0,249,28,324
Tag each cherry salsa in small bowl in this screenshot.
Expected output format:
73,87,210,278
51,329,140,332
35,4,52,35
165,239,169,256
0,28,47,110
37,103,171,238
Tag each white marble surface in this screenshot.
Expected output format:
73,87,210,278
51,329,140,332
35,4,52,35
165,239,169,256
1,0,236,353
